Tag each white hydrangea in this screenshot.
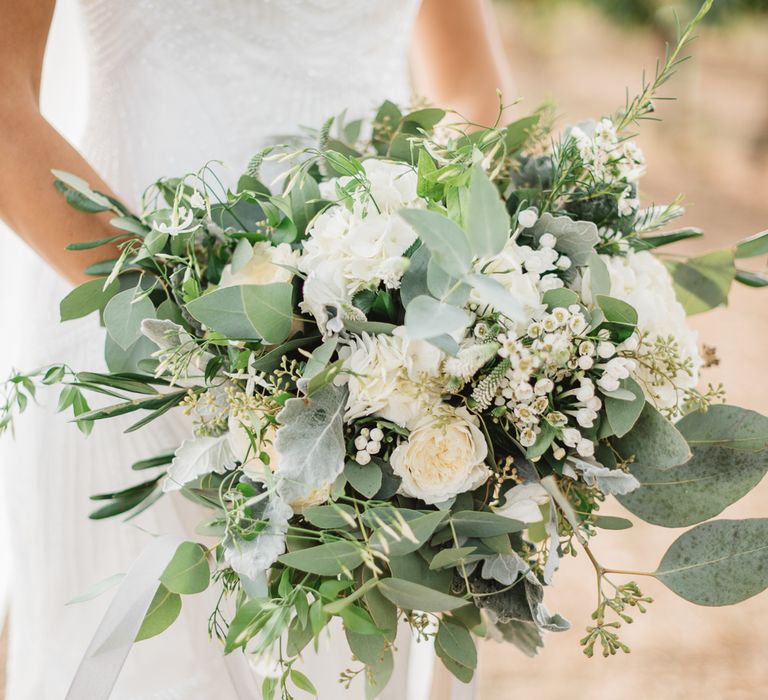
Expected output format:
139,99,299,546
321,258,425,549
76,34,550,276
299,160,424,333
336,326,444,429
581,250,702,411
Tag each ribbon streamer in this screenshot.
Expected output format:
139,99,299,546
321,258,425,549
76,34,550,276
65,534,184,700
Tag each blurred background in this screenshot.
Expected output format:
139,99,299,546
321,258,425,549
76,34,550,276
1,1,766,698
479,1,768,699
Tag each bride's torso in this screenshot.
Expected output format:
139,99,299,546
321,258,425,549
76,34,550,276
78,0,421,205
0,0,421,369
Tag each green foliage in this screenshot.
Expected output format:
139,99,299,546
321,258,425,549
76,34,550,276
185,283,294,344
656,519,768,605
135,584,181,641
160,542,210,594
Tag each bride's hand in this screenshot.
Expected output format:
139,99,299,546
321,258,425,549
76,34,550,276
0,0,121,284
412,0,515,128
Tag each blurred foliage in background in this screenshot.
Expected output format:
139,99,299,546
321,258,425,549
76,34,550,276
506,0,768,33
593,0,768,26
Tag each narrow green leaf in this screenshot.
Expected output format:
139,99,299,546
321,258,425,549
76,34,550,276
377,577,469,612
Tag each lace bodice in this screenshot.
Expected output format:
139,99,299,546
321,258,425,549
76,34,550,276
76,0,422,206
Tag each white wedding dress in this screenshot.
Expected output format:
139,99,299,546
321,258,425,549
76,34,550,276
0,1,434,698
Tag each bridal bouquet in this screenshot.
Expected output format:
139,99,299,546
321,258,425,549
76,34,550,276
3,5,768,697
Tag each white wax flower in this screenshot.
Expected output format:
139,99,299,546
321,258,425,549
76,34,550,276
390,406,490,505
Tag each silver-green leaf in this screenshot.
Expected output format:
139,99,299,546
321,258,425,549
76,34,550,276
656,519,768,606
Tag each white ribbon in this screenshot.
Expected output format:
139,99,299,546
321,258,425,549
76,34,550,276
65,534,184,700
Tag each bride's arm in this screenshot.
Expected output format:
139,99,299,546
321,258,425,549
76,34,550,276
411,0,515,126
0,0,120,284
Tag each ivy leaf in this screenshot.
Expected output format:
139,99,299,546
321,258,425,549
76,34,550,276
656,519,768,606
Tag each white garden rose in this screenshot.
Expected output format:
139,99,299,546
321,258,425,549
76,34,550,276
390,406,491,505
219,241,299,288
338,326,444,429
580,250,702,411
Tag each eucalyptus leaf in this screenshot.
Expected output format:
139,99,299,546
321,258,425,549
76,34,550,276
404,295,472,340
464,273,525,324
735,229,768,259
677,405,768,451
611,403,691,470
656,519,768,606
604,378,645,437
104,288,156,351
399,209,472,278
437,617,477,671
667,249,735,315
344,460,383,499
60,277,120,321
185,283,293,344
465,164,509,257
377,577,469,612
278,541,363,576
135,584,181,641
400,245,430,307
450,511,525,538
427,256,470,305
160,542,210,594
618,443,768,527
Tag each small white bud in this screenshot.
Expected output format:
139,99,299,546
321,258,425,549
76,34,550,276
539,232,557,249
354,435,369,451
355,450,372,465
518,207,539,229
366,441,381,455
369,427,384,442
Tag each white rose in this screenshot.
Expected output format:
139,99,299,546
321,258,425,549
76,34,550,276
339,326,444,429
390,406,490,505
219,241,298,288
493,482,549,523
